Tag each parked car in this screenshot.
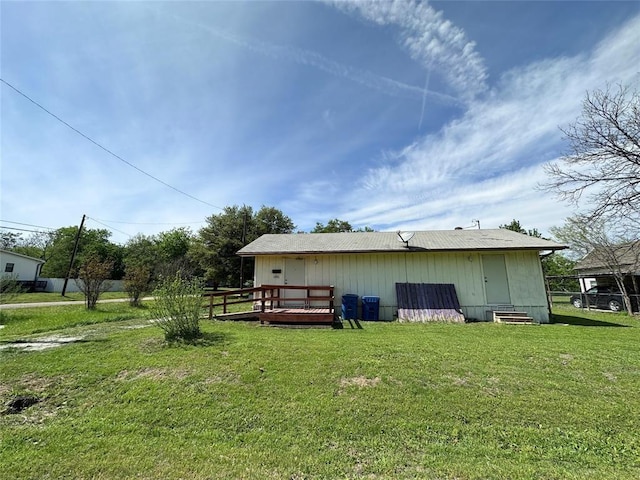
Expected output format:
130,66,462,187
570,286,624,311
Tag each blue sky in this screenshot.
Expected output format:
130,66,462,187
1,1,639,244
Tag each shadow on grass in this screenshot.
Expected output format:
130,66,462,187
551,314,629,327
164,331,231,347
339,318,363,329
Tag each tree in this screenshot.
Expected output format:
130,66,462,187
122,234,158,305
156,227,193,262
40,226,124,279
75,254,114,310
124,265,153,307
122,229,202,305
1,231,21,250
12,231,53,260
253,206,296,236
499,219,542,238
542,254,579,292
311,219,374,233
193,205,295,287
312,219,354,233
550,215,639,315
543,84,640,223
155,227,197,279
124,234,158,268
1,230,52,259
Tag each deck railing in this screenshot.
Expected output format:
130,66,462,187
204,285,335,320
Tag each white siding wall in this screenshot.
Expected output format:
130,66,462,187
0,251,42,281
41,278,125,293
254,250,550,323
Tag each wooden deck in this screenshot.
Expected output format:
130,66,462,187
204,285,335,325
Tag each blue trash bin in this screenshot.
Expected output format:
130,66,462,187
341,294,358,320
361,296,380,321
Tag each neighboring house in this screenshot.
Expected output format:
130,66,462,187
238,229,566,323
0,249,46,290
573,241,640,294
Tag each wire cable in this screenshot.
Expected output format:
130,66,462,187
0,219,55,230
86,217,133,239
1,78,224,211
90,217,205,226
0,226,47,233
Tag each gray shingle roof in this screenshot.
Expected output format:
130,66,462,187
574,241,640,273
237,229,566,256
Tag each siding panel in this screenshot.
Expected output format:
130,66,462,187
253,250,550,323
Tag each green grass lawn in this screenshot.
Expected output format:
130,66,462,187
1,304,638,479
2,291,130,304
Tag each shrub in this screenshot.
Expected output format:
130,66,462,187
150,274,204,341
124,265,152,307
1,274,24,304
74,255,114,310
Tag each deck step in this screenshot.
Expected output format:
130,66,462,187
493,311,535,324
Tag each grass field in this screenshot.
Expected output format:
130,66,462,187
1,291,130,304
1,302,638,479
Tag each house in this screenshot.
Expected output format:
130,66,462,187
237,229,566,323
0,249,46,291
573,241,640,297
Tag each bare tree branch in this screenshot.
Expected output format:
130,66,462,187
543,84,640,224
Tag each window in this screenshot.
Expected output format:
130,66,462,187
5,263,15,273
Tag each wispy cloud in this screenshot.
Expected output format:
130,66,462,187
329,0,488,100
296,13,640,234
155,6,460,106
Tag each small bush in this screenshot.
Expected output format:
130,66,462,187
74,255,114,310
1,274,24,304
150,274,204,341
124,265,152,307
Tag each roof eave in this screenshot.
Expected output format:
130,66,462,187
238,245,567,256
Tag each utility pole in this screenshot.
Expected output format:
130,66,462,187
61,214,86,296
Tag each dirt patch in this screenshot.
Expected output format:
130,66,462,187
0,374,68,424
0,336,85,352
338,376,381,394
559,353,574,365
3,395,40,414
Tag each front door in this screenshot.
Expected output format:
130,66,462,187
284,258,305,306
482,254,511,304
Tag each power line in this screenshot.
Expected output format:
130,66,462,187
0,78,225,211
0,226,47,233
90,217,205,226
0,219,55,230
86,217,133,239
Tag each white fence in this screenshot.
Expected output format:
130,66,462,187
39,278,124,293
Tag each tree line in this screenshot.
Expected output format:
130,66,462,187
3,210,580,295
0,207,374,294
